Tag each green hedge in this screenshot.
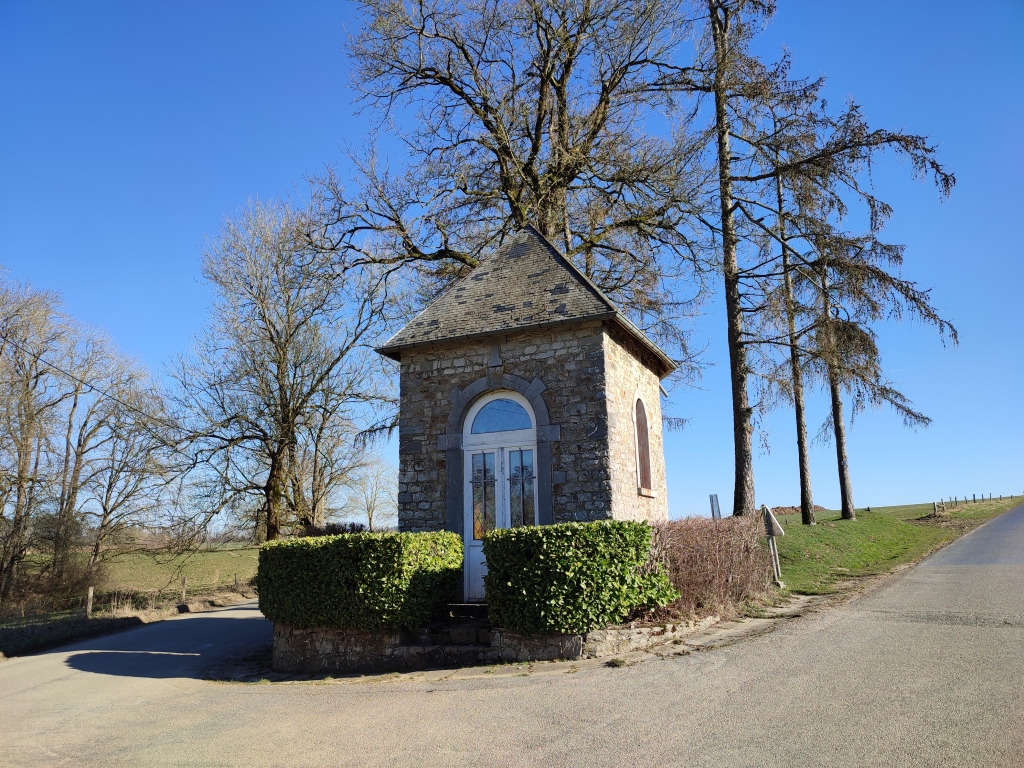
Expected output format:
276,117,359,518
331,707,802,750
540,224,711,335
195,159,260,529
482,520,677,635
257,531,462,632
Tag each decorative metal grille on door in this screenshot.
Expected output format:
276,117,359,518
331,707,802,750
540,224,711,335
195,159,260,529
509,449,535,527
471,452,496,539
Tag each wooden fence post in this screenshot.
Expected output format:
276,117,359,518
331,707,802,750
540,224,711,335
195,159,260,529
86,586,94,617
181,576,187,604
234,573,239,591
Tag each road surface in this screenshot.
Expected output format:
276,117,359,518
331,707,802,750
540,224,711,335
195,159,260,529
2,505,1023,766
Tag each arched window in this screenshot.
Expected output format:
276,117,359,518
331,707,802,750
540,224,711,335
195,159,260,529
470,398,533,433
635,398,652,492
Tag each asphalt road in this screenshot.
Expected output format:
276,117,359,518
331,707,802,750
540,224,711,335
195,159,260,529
2,505,1023,767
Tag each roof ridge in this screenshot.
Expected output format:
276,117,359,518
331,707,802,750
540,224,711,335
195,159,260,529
375,225,677,377
519,224,619,314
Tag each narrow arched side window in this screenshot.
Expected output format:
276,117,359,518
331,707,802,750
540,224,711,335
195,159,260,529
635,398,652,492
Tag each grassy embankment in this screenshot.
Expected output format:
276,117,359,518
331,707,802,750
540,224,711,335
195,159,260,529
0,547,260,658
774,496,1022,594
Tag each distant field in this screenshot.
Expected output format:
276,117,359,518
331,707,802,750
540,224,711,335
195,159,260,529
99,547,260,596
1,547,261,657
774,496,1022,594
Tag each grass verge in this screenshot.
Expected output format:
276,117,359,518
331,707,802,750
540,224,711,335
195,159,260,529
774,496,1022,594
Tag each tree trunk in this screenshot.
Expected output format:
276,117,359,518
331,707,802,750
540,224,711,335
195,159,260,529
89,529,104,568
828,367,856,520
819,263,856,522
776,175,815,526
265,451,285,541
710,2,755,516
790,340,815,525
0,421,40,604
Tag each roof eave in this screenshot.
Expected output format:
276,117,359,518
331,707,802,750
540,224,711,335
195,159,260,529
607,314,678,379
374,311,618,361
376,310,677,378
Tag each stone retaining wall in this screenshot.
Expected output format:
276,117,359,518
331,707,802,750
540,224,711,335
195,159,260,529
272,616,718,674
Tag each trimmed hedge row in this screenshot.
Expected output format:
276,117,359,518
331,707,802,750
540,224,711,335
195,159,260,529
482,520,677,635
257,531,462,632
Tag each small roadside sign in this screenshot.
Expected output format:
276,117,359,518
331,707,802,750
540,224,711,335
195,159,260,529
761,505,784,586
710,494,721,519
763,507,784,537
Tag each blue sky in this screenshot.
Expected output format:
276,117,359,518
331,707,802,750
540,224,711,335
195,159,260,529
1,1,1021,517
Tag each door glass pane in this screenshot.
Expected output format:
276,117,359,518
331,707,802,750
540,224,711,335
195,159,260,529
509,450,523,527
521,449,535,526
509,449,535,528
472,452,496,540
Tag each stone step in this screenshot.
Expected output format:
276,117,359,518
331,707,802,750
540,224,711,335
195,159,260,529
446,603,489,620
401,643,500,669
404,622,491,647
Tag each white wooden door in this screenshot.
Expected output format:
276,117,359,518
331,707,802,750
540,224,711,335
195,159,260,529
463,446,536,601
464,449,497,602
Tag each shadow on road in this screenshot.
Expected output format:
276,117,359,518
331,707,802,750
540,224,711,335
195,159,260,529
62,609,272,680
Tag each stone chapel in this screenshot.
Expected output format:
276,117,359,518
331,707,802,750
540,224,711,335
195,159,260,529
376,226,677,600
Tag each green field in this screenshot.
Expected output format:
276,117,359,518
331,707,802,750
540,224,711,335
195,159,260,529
1,547,261,657
99,547,261,595
774,496,1021,594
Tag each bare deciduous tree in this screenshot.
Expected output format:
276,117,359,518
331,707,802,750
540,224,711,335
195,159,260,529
0,274,169,608
340,453,398,532
173,201,389,542
309,0,708,366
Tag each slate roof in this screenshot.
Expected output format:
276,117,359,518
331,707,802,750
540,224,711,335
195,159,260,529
376,226,676,377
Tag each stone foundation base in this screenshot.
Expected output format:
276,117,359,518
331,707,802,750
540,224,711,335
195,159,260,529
272,616,717,674
271,625,496,673
491,616,719,662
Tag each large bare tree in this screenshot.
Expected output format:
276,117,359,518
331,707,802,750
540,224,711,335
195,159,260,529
310,0,708,363
173,201,389,541
0,281,66,603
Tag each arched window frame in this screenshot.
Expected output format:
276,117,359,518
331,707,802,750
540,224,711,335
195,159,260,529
632,391,654,497
442,372,559,540
463,390,536,448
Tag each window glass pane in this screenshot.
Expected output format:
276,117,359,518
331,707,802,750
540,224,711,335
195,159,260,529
636,399,652,490
484,453,495,534
472,454,485,539
471,398,532,433
473,452,496,539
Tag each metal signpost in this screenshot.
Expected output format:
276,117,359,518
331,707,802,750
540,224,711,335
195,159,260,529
761,505,784,587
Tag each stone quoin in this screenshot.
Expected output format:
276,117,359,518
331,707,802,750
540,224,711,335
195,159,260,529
376,225,677,601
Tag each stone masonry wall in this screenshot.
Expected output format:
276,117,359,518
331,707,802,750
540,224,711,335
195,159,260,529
603,326,670,522
395,320,669,530
396,321,613,531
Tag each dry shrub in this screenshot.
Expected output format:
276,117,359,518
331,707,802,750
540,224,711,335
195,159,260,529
770,504,828,516
650,516,774,620
1,560,107,621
